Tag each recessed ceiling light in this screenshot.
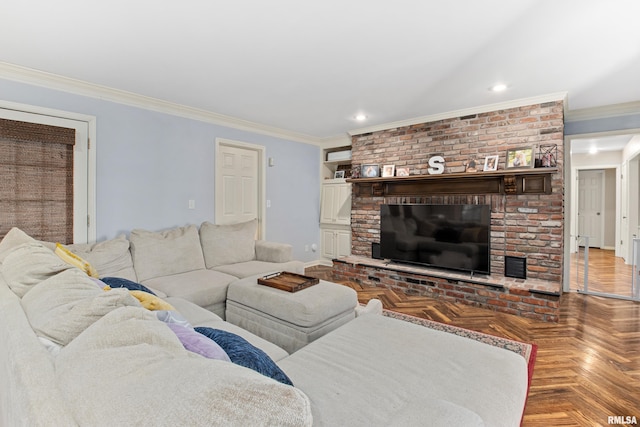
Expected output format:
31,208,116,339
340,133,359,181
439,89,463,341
490,83,508,92
355,114,367,121
589,146,598,154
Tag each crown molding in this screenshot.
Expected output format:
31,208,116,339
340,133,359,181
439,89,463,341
349,92,569,136
565,100,640,122
317,134,352,149
0,62,323,146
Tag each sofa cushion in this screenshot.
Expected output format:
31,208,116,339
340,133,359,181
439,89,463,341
0,227,37,263
0,275,79,425
130,225,206,282
64,235,138,281
21,269,140,345
55,307,312,426
213,260,305,279
255,240,293,263
200,219,257,268
278,314,527,427
1,241,72,298
195,327,293,385
141,269,235,314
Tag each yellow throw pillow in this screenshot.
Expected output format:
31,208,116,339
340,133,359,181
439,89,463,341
55,243,99,278
129,290,175,311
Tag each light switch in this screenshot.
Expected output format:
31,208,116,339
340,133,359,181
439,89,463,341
188,200,196,209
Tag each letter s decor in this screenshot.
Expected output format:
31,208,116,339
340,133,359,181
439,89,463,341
428,156,445,175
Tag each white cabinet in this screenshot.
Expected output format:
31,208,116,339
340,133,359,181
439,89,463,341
320,182,352,261
321,227,352,259
320,183,351,225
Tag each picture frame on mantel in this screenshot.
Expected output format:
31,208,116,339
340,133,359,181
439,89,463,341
382,164,395,177
483,155,499,172
506,147,534,169
395,167,410,177
361,164,379,178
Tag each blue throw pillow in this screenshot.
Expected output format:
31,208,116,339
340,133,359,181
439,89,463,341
100,277,157,296
194,327,293,386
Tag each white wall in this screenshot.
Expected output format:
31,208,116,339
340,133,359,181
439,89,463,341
0,78,322,263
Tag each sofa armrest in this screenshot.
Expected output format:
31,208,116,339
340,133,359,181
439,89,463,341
255,240,293,263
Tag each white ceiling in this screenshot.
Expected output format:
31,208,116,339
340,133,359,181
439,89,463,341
570,134,635,154
1,0,640,142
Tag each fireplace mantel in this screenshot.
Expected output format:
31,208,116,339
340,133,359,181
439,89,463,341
347,168,557,197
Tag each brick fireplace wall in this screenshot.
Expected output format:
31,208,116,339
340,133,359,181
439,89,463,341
342,101,564,319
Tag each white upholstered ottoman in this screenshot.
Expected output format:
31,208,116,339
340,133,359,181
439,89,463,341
225,274,358,353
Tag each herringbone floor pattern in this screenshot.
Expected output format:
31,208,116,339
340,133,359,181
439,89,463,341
306,266,640,427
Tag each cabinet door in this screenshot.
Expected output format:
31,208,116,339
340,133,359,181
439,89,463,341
335,229,352,257
321,228,336,258
320,185,337,224
334,184,352,225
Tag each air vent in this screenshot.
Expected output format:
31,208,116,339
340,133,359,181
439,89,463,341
505,256,526,279
372,242,382,259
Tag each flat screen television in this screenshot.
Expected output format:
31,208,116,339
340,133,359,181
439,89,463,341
380,204,490,275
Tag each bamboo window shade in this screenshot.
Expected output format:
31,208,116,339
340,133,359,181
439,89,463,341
0,118,75,243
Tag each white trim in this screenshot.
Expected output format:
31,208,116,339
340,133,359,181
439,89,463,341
0,62,321,146
2,63,574,147
0,101,97,243
349,92,568,136
214,138,266,240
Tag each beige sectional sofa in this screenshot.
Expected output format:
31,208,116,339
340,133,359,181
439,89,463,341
63,219,305,319
0,223,530,426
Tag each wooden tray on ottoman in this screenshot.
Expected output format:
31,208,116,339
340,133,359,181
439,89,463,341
257,272,319,293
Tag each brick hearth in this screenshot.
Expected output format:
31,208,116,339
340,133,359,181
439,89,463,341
333,256,560,322
338,100,565,322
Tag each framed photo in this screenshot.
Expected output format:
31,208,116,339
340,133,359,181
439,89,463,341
506,147,534,169
396,167,410,177
361,164,379,178
382,164,395,177
334,170,345,179
483,155,499,172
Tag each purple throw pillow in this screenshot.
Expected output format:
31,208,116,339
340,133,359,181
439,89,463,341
166,323,230,362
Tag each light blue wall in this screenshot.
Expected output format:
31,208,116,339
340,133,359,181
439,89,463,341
0,78,321,262
565,113,640,135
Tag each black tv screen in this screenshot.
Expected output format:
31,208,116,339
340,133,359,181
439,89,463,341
380,204,490,275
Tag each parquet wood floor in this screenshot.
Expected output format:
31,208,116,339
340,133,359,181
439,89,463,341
306,265,640,426
570,248,636,298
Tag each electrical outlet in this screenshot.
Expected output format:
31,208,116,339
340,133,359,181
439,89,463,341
305,245,309,252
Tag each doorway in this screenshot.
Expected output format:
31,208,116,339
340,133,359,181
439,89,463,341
214,138,266,239
567,132,640,301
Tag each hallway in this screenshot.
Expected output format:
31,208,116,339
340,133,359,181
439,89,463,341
570,247,636,298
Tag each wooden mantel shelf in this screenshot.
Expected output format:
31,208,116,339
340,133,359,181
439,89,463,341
347,168,558,197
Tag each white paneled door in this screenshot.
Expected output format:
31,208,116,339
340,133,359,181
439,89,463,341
214,139,263,236
578,169,604,248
